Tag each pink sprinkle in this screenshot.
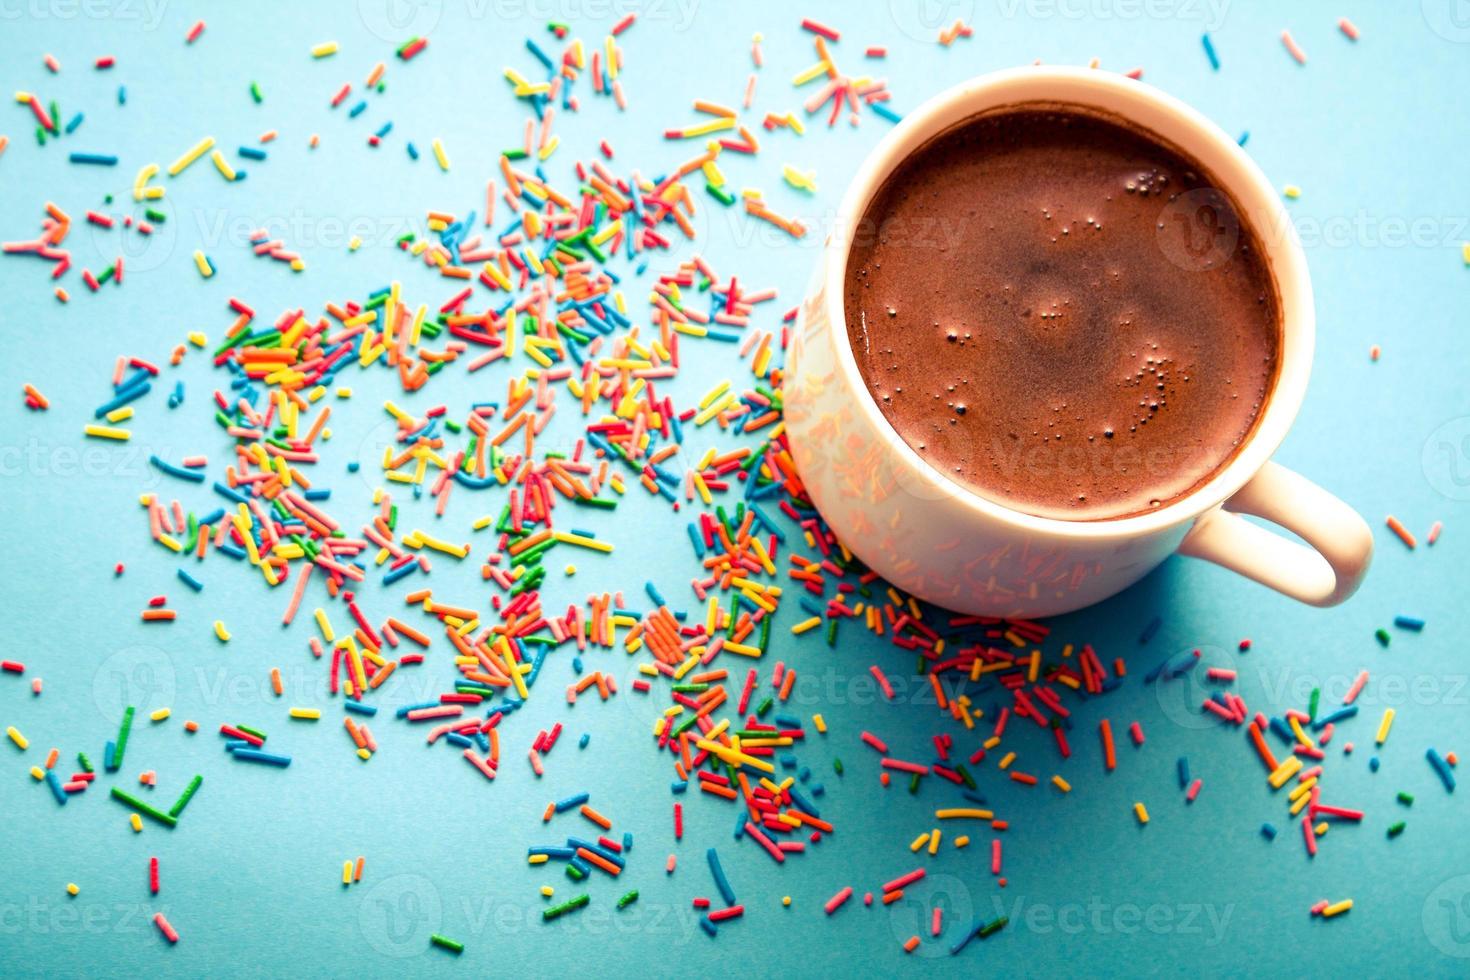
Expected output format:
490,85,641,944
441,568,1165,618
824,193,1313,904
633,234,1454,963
1186,778,1203,802
869,665,895,700
883,868,925,893
1129,721,1145,746
1282,30,1307,65
860,731,888,754
931,906,942,936
153,912,179,943
1344,670,1369,705
865,47,887,58
185,20,204,44
991,839,1002,875
1338,18,1360,41
1428,521,1443,545
666,854,676,874
1206,667,1237,682
824,886,854,915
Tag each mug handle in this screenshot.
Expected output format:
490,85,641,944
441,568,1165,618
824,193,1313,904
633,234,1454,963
1178,461,1373,607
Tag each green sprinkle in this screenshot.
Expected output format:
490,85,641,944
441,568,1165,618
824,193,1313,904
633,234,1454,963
110,706,134,772
565,863,586,881
1387,821,1406,838
825,619,837,647
833,757,843,775
1308,687,1319,720
908,771,921,794
77,752,92,774
110,787,177,827
237,724,267,740
249,81,263,104
145,208,166,223
429,934,464,954
543,893,590,921
1397,791,1414,806
755,696,773,718
979,916,1009,938
168,774,203,818
1375,629,1391,647
617,889,639,909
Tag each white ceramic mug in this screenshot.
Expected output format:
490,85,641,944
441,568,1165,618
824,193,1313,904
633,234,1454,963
785,66,1373,618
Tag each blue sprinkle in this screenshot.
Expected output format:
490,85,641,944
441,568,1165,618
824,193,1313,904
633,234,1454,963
233,749,291,767
707,848,736,905
1177,756,1190,789
68,152,118,165
176,569,203,592
1201,33,1220,71
1370,756,1381,772
1394,615,1425,631
344,699,377,716
1260,822,1277,840
238,146,267,160
1427,748,1456,792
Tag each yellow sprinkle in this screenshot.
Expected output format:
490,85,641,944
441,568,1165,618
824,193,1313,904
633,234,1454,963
954,835,970,848
540,885,555,897
214,621,231,642
356,747,372,760
66,883,79,896
1462,242,1470,265
1051,775,1072,793
1267,755,1303,789
997,751,1016,770
30,766,45,780
1375,708,1395,745
187,331,207,347
289,708,322,720
934,808,993,820
311,41,339,58
1283,184,1301,199
927,828,942,855
192,250,213,278
782,895,791,906
130,813,143,832
148,708,170,723
105,406,134,423
83,424,130,441
812,713,826,734
432,137,450,171
528,854,550,865
210,148,237,181
791,616,822,635
1322,899,1353,918
167,136,215,176
909,832,931,852
6,726,28,749
1134,802,1150,825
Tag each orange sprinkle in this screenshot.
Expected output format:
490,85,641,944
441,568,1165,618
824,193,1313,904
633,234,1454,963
1386,515,1416,549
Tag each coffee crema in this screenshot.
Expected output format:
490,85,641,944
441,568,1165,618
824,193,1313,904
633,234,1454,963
843,104,1281,521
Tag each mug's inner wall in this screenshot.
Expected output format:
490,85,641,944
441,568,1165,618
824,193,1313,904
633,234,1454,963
819,70,1310,539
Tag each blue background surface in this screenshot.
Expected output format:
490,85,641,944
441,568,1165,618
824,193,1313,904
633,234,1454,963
2,2,1468,976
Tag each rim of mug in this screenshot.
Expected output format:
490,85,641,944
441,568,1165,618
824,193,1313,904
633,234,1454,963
822,65,1314,540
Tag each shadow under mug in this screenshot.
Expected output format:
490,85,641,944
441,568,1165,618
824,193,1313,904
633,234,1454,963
784,66,1372,618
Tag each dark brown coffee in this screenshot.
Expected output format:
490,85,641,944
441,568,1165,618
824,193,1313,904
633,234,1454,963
844,104,1280,521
